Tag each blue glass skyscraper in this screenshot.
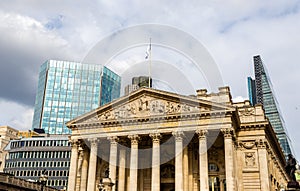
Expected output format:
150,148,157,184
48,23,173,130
32,60,121,134
248,55,292,157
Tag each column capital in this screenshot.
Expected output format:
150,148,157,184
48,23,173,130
128,134,140,145
149,133,161,144
108,136,119,145
172,131,184,141
70,139,80,148
221,128,233,138
196,129,208,139
88,138,100,146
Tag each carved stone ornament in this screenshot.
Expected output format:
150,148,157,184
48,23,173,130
239,107,255,116
245,152,256,167
149,133,162,143
70,139,80,148
256,139,267,149
97,95,203,121
196,129,208,139
128,134,140,145
172,131,184,141
107,136,119,145
239,141,256,149
221,128,233,138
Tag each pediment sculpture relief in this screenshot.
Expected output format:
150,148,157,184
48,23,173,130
98,95,205,121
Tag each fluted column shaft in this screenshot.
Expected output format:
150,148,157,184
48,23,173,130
197,129,209,191
108,136,119,191
150,133,161,191
87,138,98,191
129,135,140,191
67,140,79,191
173,131,184,191
221,128,235,191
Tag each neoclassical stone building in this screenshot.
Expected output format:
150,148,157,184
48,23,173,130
66,87,289,191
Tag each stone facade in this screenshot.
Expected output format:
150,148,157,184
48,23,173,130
0,126,18,172
66,87,289,191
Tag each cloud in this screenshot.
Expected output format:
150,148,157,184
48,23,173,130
0,11,72,105
0,99,33,130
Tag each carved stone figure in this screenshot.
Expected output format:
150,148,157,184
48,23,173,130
245,152,255,167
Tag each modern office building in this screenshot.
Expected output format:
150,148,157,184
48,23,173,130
3,134,71,190
0,126,19,172
67,87,289,191
247,55,292,157
32,60,121,134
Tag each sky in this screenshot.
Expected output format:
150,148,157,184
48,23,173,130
0,0,300,157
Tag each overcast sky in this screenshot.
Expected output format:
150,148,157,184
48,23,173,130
0,0,300,157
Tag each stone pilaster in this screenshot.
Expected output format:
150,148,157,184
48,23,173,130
87,138,99,191
196,129,209,191
67,139,79,191
173,131,184,191
221,128,235,191
150,133,161,191
257,139,271,190
80,145,89,191
108,136,119,191
118,148,126,191
128,134,140,191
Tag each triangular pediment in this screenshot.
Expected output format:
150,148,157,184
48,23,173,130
66,88,235,127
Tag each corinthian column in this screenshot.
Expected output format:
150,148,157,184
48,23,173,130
173,131,184,191
68,139,79,191
221,128,235,191
150,133,161,191
128,134,140,191
108,136,119,191
196,129,209,191
87,138,99,191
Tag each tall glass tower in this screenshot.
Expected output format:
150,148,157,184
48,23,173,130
248,55,292,157
32,60,121,134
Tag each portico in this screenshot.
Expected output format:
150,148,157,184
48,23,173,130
67,87,289,191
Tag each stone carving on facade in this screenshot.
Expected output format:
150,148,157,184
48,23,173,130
128,134,140,145
196,129,208,139
245,152,256,167
239,107,255,116
149,133,162,144
97,95,205,121
256,139,268,149
221,128,233,138
238,141,257,150
150,100,165,114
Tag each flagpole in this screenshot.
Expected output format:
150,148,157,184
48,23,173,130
149,38,152,88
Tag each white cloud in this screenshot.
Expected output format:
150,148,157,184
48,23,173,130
0,99,33,131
